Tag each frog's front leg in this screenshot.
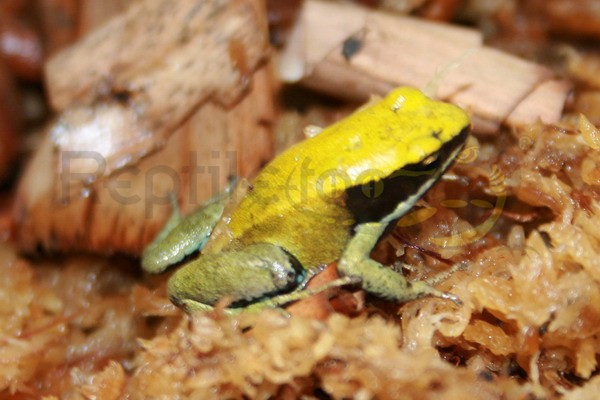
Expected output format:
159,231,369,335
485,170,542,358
338,221,461,305
168,244,362,313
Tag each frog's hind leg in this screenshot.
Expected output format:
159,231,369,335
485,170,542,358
168,243,308,313
180,273,357,315
424,261,467,287
141,194,228,274
175,260,359,314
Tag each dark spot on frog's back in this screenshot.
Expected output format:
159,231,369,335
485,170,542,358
344,127,468,224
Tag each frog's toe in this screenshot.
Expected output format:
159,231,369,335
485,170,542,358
177,298,220,313
436,289,463,306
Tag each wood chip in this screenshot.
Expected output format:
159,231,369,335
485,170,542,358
14,0,273,255
279,0,571,133
44,0,269,180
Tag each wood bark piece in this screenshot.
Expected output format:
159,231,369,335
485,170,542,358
505,80,572,127
280,0,570,133
46,0,267,111
44,0,269,182
14,0,273,255
37,0,81,57
15,66,273,255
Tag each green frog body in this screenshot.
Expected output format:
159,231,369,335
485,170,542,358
142,87,470,312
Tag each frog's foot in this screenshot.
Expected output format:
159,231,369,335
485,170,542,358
176,299,285,316
338,222,462,306
178,299,218,313
246,275,360,311
177,299,287,316
424,261,467,287
341,259,460,304
199,275,359,314
167,243,307,312
177,275,359,314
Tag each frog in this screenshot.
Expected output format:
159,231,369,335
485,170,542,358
141,87,470,313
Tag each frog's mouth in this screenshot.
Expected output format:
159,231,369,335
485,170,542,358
344,127,468,225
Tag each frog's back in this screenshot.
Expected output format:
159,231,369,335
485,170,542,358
229,87,470,268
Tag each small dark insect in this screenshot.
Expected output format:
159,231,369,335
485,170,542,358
342,35,363,60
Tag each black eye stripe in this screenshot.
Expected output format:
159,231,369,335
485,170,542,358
344,126,468,224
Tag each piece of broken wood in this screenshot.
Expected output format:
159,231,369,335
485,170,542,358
45,0,270,181
14,0,274,255
279,0,570,133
